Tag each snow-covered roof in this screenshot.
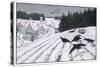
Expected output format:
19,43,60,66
17,19,39,31
29,22,39,31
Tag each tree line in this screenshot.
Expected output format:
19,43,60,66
59,8,96,32
17,11,45,20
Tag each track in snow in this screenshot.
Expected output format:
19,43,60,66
17,26,96,64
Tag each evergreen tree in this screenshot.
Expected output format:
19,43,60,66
59,8,96,32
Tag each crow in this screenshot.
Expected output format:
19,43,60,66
84,38,95,46
60,37,70,43
60,37,71,61
69,44,86,54
72,35,81,42
84,38,94,43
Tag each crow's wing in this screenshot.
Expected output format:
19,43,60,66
60,37,70,42
84,38,94,42
72,35,81,41
69,46,76,54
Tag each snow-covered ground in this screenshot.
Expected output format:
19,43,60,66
16,24,96,64
16,18,60,47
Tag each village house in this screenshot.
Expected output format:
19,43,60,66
22,19,39,42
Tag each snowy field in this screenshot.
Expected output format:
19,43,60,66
16,18,96,64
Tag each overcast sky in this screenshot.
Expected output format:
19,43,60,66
16,3,95,17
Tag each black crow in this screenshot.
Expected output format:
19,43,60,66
84,38,94,43
69,44,86,54
84,38,95,46
72,35,81,42
60,37,70,43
